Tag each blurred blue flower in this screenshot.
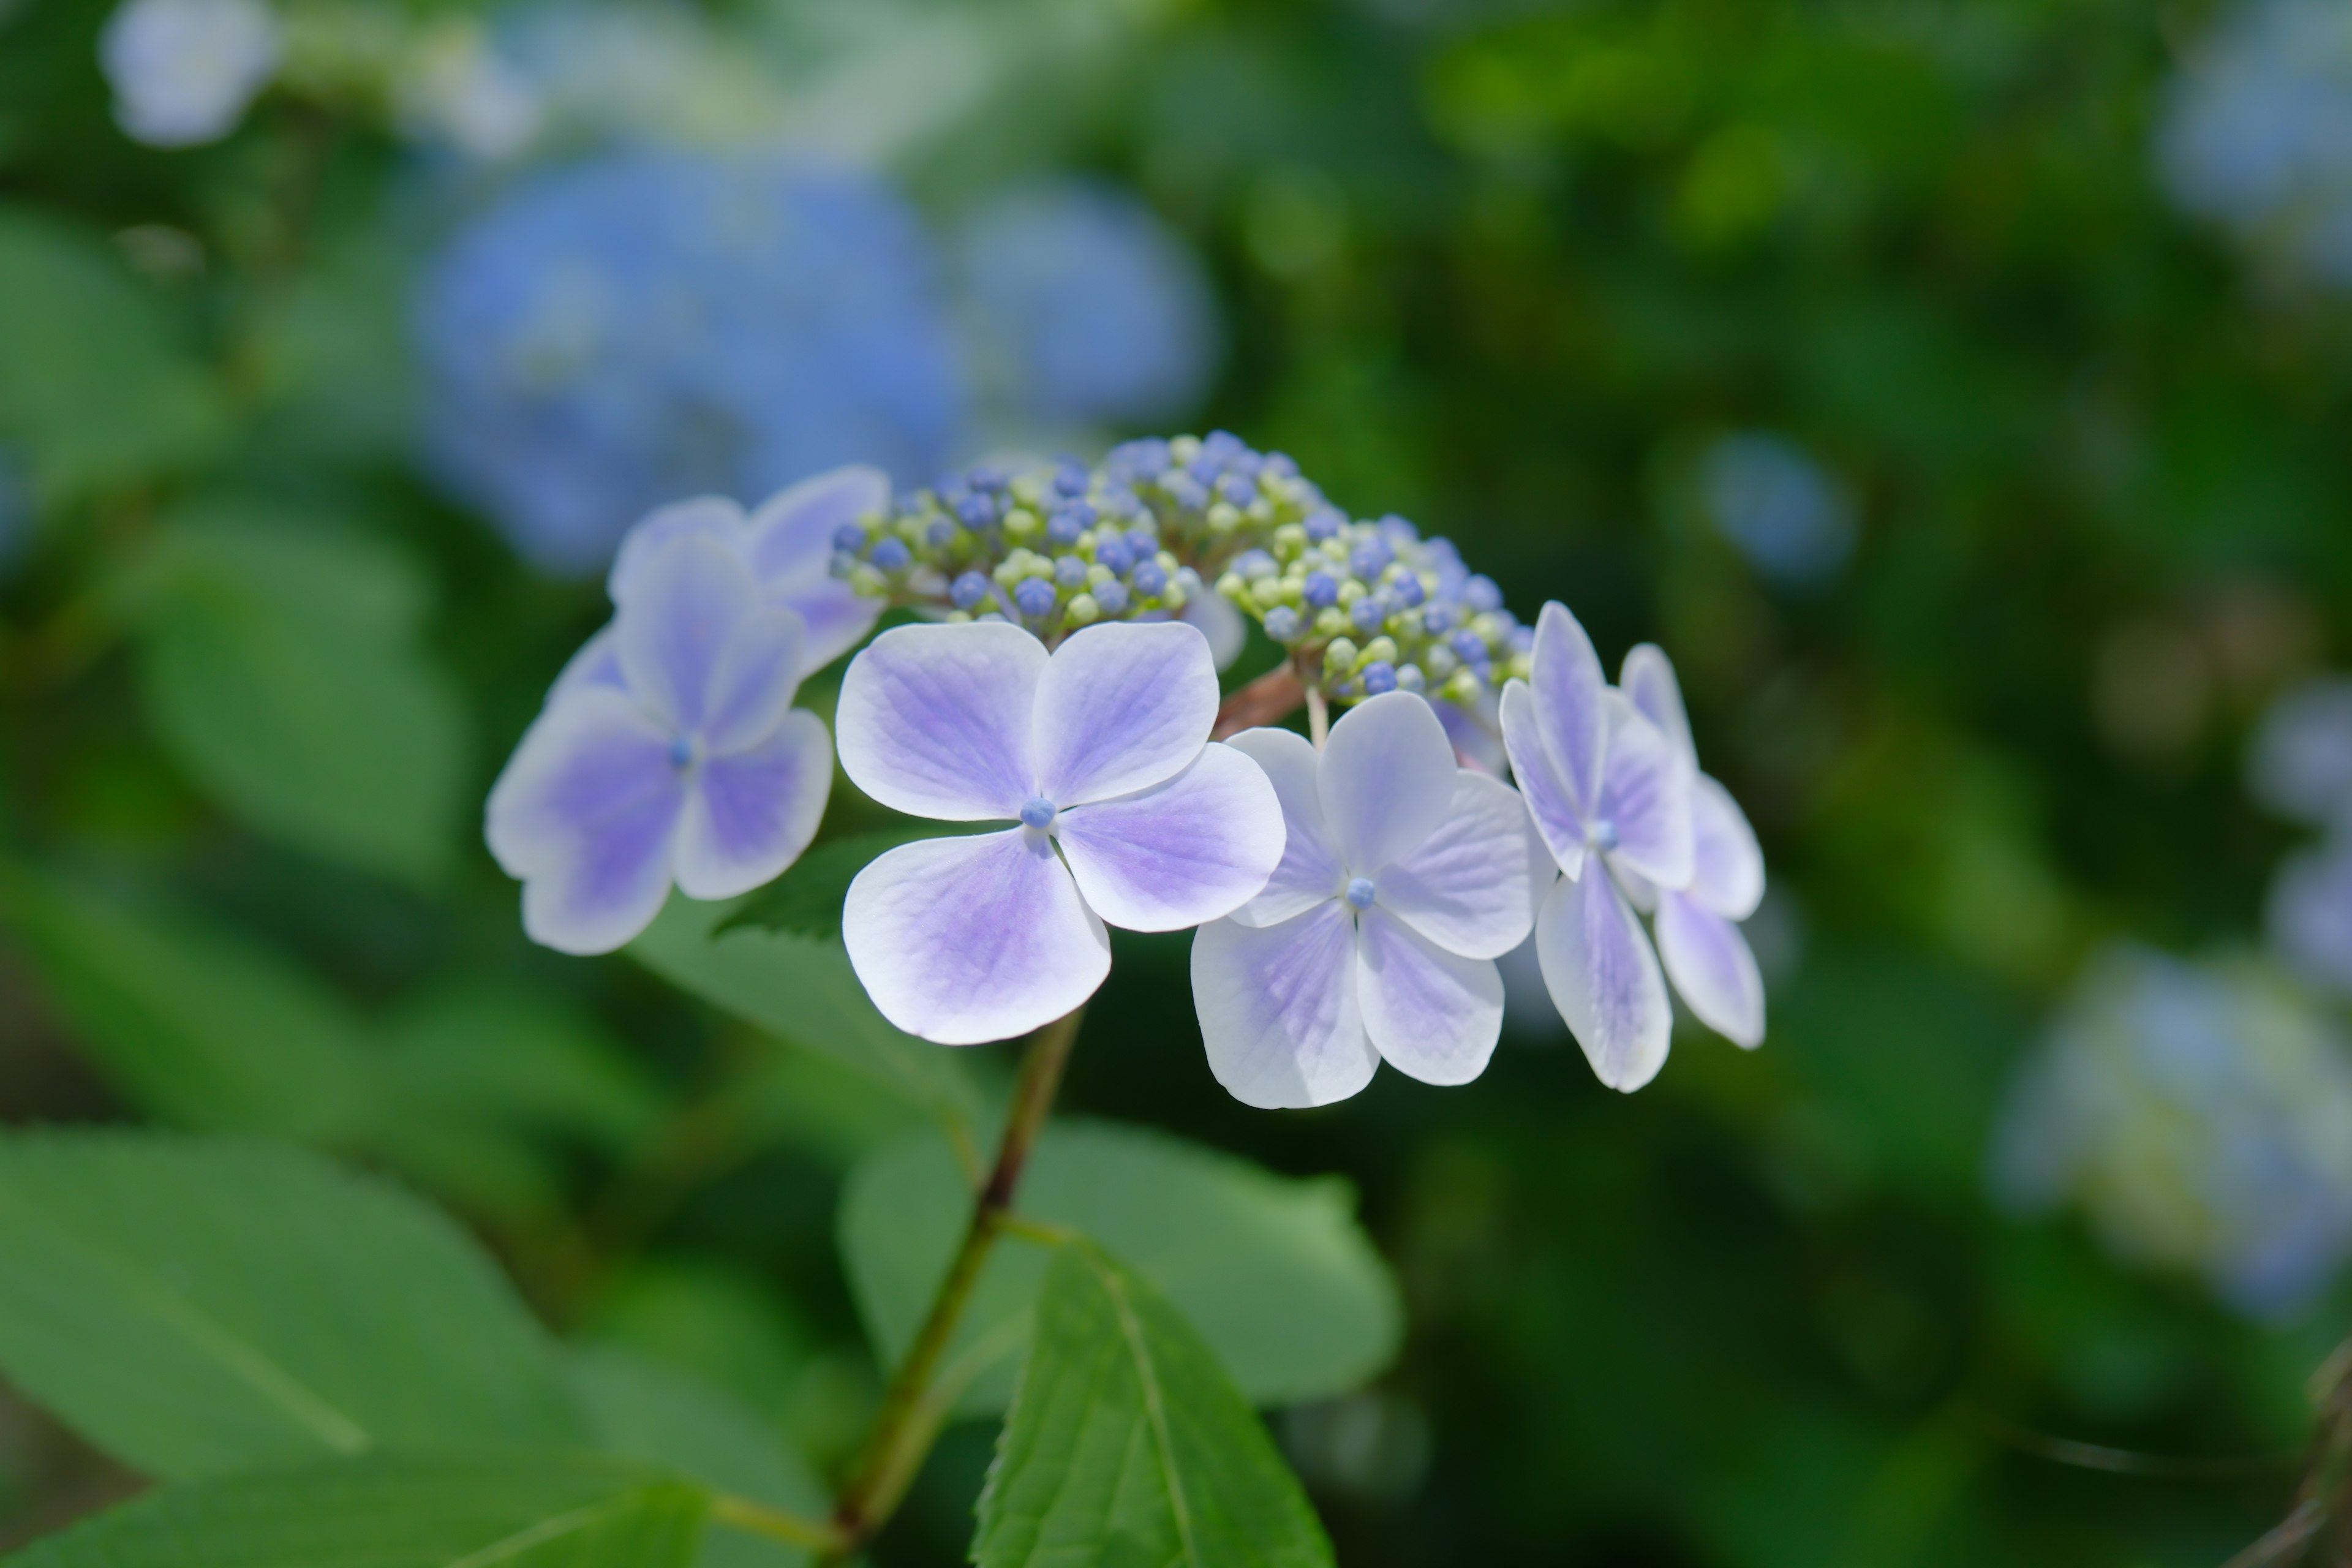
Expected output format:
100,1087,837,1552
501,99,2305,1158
2248,676,2352,826
1697,432,1855,588
99,0,281,148
413,149,961,574
954,181,1220,429
1991,944,2352,1317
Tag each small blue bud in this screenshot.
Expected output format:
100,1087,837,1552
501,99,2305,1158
1202,429,1246,462
668,736,696,770
1589,818,1619,852
952,570,992,611
869,537,912,572
1020,796,1058,830
1302,570,1340,609
1264,605,1302,642
1392,573,1426,608
1098,488,1139,518
1093,579,1131,615
1129,560,1169,597
1054,554,1090,588
1303,509,1343,543
1044,511,1083,548
1232,549,1277,581
1421,604,1454,635
1096,536,1136,575
925,517,957,548
1014,578,1058,617
1509,625,1535,654
1166,475,1210,511
968,462,1011,492
1451,628,1488,662
1188,455,1223,486
1052,461,1089,496
832,522,867,551
1360,661,1397,696
1125,526,1158,559
1351,596,1389,634
1344,876,1377,910
1217,472,1257,507
1379,513,1419,545
1349,538,1393,578
1107,438,1171,483
957,492,997,527
1262,451,1300,480
1465,574,1503,612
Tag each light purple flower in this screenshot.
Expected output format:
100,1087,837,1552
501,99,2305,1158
1190,693,1553,1109
100,0,281,149
2248,677,2352,828
2271,833,2352,995
837,619,1284,1045
486,530,834,954
1499,603,1697,1092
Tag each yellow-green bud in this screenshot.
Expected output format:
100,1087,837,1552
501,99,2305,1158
1508,652,1534,681
944,609,973,624
1325,637,1360,674
1216,571,1247,601
1250,578,1290,612
1314,606,1348,638
1065,594,1101,626
1207,502,1242,533
1003,507,1041,541
1246,498,1276,525
1170,434,1202,463
1088,564,1116,587
1446,669,1483,703
1272,523,1308,559
1362,636,1398,667
1425,645,1459,679
1075,529,1099,558
1336,579,1366,606
850,564,886,595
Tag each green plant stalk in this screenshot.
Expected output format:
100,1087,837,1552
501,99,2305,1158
820,1005,1087,1560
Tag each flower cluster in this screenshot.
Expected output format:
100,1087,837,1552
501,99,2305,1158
2250,677,2352,994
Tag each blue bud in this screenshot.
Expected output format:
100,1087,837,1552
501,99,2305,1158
1379,513,1419,545
1392,573,1425,608
968,462,1011,492
668,736,696,770
1464,574,1503,612
1202,429,1246,462
1187,454,1223,486
1107,438,1171,481
1052,461,1089,496
1126,526,1158,559
1351,596,1389,634
1130,559,1169,597
1509,625,1535,654
952,570,992,610
1093,579,1130,614
1262,451,1300,480
1360,662,1397,696
1421,604,1454,635
1264,605,1302,641
1217,472,1256,507
925,517,957,548
1166,475,1210,510
1450,628,1487,662
1098,487,1140,518
1349,538,1392,578
957,492,997,527
1020,796,1058,830
869,537,911,572
1232,549,1278,581
1095,536,1136,575
1344,876,1377,910
1303,509,1343,543
1302,570,1340,609
1014,578,1058,617
1054,554,1090,588
1046,511,1085,547
832,522,867,551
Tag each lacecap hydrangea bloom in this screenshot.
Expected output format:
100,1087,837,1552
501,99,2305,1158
100,0,282,148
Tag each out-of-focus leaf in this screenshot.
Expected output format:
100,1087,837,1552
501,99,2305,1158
739,1047,933,1169
130,503,468,886
0,1131,584,1480
0,1455,706,1568
718,826,961,940
570,1346,825,1568
973,1244,1332,1568
586,1259,813,1422
840,1119,1401,1415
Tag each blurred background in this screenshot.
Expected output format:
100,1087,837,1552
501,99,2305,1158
4,0,2352,1561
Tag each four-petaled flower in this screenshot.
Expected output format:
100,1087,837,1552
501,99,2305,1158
1191,693,1553,1108
836,619,1284,1044
486,528,833,954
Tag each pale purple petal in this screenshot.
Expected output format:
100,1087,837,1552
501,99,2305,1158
1055,744,1284,932
1317,692,1457,876
1619,643,1695,764
746,466,889,590
1222,727,1345,927
1499,679,1588,882
1655,890,1765,1048
1528,601,1607,816
1191,903,1378,1109
701,608,807,755
778,582,885,673
674,709,832,900
834,622,1044,821
1437,691,1507,777
616,533,758,736
1031,620,1218,807
1355,907,1504,1087
1596,693,1695,891
549,624,625,706
609,496,748,605
1536,871,1671,1092
1689,772,1765,920
1374,772,1553,960
1181,590,1247,671
842,830,1109,1044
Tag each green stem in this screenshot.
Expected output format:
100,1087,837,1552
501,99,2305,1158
821,1006,1086,1561
708,1492,848,1553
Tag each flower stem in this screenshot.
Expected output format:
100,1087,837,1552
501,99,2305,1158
1305,685,1330,749
821,1006,1087,1560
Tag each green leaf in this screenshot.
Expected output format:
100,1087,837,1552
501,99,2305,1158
570,1346,826,1568
131,504,468,886
0,1455,706,1567
717,826,961,939
585,1259,813,1423
973,1245,1333,1568
840,1120,1400,1415
0,1131,585,1480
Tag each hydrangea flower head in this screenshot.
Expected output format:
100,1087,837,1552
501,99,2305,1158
100,0,282,148
837,620,1284,1044
1191,693,1552,1109
486,528,832,954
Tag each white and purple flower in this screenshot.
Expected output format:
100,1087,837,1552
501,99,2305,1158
837,619,1284,1045
1190,693,1553,1109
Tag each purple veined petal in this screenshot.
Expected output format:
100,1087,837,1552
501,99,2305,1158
616,532,760,736
700,608,808,755
548,623,625,707
1437,691,1507,777
674,709,833,901
1654,889,1765,1048
834,621,1045,821
1499,679,1589,882
1222,727,1346,927
1528,601,1607,817
747,465,891,589
1536,870,1671,1092
1355,906,1504,1087
843,829,1110,1045
778,581,886,673
1619,643,1695,766
1031,620,1218,806
1596,693,1695,891
1182,590,1248,672
484,688,685,955
1055,744,1284,932
1373,771,1554,960
609,496,748,605
1190,903,1378,1109
1690,772,1765,920
1317,692,1458,876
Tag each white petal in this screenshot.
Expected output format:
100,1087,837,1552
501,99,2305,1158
608,496,748,605
616,532,759,736
1355,907,1503,1087
548,623,625,707
1374,772,1553,960
842,830,1109,1045
1597,694,1695,891
1499,679,1589,882
1190,904,1378,1109
834,622,1045,821
1031,620,1218,806
1619,643,1695,765
1181,590,1248,671
1317,692,1457,876
1055,744,1284,931
1528,601,1607,815
1536,872,1671,1092
699,608,808,755
1655,891,1765,1048
1221,726,1346,927
747,466,891,668
1690,773,1765,920
674,710,833,900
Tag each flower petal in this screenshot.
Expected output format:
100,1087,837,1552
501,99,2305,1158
1499,679,1589,882
548,623,625,706
608,496,748,605
1374,772,1553,960
674,709,833,900
1055,744,1284,932
1597,693,1695,891
1317,692,1458,876
701,608,807,756
1619,642,1694,764
1031,620,1218,806
1221,726,1346,927
779,582,885,674
1536,871,1671,1092
1182,590,1248,671
842,829,1109,1045
834,622,1044,820
1355,907,1504,1087
1528,601,1607,815
747,466,891,668
1190,903,1378,1109
1655,891,1765,1048
616,532,758,736
1690,772,1765,920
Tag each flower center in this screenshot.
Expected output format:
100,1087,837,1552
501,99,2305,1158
668,736,698,771
1019,796,1058,831
1344,876,1377,910
1587,818,1618,852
